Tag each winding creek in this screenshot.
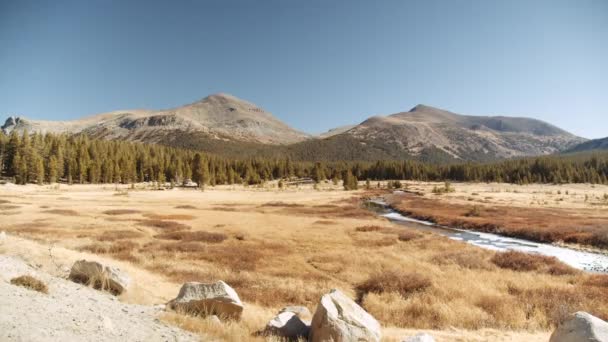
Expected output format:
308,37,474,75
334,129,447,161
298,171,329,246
368,198,608,273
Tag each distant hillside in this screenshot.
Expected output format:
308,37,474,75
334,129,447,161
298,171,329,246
566,137,608,153
1,93,309,145
320,104,586,161
1,98,585,163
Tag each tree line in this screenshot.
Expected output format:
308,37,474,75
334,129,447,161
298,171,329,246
0,130,607,186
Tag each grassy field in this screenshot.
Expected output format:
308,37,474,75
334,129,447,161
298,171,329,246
1,182,608,341
386,181,608,250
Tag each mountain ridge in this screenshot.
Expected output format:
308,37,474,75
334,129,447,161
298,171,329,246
1,95,586,162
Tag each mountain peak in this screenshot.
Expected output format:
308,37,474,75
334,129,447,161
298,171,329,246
409,104,435,112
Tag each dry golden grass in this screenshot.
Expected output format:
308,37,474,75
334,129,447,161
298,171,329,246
97,230,144,241
154,230,228,243
2,183,606,339
42,209,79,216
102,209,141,215
10,275,49,294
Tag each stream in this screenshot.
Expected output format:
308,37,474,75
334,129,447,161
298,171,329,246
368,197,608,273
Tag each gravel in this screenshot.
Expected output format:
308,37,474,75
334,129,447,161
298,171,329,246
0,255,198,342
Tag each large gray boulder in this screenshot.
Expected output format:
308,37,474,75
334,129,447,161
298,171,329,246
264,311,310,340
402,333,436,342
309,289,381,342
168,281,243,320
550,311,608,342
68,260,130,295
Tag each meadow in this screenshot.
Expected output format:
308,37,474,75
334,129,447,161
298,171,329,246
1,181,608,341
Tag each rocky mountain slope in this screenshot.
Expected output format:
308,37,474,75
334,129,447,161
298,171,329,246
1,97,585,162
566,137,608,153
1,93,309,145
325,104,586,161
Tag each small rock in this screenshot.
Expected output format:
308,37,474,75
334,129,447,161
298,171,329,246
104,266,131,295
550,311,608,342
263,311,310,340
168,281,243,320
68,260,130,295
403,333,436,342
279,306,312,320
309,289,381,342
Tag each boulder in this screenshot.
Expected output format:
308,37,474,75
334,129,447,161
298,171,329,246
403,333,436,342
103,266,131,295
264,311,310,340
68,260,130,295
280,305,312,320
550,311,608,342
309,289,381,342
168,281,243,320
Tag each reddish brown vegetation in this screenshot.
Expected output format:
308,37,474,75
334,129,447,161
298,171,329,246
43,209,79,216
491,251,579,275
102,209,141,215
137,219,190,232
154,231,228,243
356,270,432,302
175,205,197,209
397,231,422,242
355,225,384,232
143,213,196,220
390,193,608,249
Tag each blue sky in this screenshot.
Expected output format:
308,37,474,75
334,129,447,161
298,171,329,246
1,0,607,138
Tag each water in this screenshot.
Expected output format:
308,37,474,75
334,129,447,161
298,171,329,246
368,199,608,273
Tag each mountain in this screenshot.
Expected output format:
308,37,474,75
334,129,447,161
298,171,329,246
307,104,585,161
1,98,585,162
1,93,309,145
566,137,608,153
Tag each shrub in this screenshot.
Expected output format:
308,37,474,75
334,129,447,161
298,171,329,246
397,231,421,242
11,275,48,294
43,209,79,216
491,251,579,275
137,219,191,232
154,231,228,243
465,205,482,217
356,270,432,302
355,225,384,232
175,205,197,209
102,209,140,215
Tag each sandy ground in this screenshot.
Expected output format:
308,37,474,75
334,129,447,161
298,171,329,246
0,183,570,341
0,252,197,342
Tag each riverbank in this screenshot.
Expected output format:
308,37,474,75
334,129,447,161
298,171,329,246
384,182,608,250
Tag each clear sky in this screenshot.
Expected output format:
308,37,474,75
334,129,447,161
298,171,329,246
1,0,607,138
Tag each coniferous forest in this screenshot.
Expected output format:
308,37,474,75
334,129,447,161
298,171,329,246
0,130,607,186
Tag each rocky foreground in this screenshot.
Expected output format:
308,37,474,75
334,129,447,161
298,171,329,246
0,255,197,342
